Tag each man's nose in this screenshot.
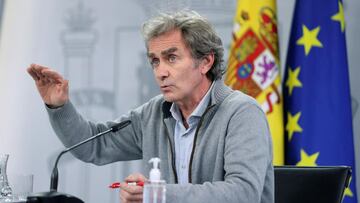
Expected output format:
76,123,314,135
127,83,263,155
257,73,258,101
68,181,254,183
154,62,169,80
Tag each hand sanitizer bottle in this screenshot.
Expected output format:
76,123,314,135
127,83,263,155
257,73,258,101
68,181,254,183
143,157,166,203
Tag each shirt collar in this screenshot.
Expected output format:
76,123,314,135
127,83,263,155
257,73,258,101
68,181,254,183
170,82,214,122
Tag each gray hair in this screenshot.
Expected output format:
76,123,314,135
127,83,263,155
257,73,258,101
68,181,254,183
141,10,225,81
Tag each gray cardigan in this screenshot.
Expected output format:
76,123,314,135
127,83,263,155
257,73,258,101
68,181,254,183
47,80,274,203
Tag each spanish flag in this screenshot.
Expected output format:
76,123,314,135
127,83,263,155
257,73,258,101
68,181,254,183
225,0,284,165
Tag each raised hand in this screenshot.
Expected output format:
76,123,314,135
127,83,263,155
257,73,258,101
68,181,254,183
27,64,69,107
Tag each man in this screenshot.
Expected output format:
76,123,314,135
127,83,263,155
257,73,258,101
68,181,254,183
28,10,273,203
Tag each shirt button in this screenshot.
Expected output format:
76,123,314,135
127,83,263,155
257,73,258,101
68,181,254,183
181,165,186,169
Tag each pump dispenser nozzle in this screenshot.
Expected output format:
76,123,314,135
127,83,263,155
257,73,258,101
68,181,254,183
144,157,166,203
149,157,161,181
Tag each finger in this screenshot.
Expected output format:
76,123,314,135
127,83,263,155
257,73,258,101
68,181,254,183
31,64,48,81
120,195,143,203
37,77,49,85
28,63,51,80
27,65,41,81
31,63,50,71
41,69,64,83
120,184,143,195
125,173,147,182
120,192,143,201
31,64,49,76
30,64,61,82
120,189,143,201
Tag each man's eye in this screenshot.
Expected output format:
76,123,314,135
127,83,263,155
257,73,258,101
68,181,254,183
150,58,160,67
168,55,177,63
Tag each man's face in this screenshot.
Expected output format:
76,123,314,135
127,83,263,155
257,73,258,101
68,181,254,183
147,30,210,104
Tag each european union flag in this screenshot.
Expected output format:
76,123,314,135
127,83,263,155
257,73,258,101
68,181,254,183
284,0,357,202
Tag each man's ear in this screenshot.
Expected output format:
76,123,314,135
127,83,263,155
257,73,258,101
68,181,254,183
200,52,215,75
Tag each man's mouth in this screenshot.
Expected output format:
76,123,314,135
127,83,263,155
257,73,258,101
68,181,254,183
160,85,172,91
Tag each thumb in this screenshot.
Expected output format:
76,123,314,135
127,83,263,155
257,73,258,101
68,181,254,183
125,173,147,182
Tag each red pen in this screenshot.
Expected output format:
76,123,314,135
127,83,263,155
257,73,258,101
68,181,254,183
109,181,144,189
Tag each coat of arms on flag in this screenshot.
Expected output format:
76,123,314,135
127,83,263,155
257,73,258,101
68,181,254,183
226,0,284,165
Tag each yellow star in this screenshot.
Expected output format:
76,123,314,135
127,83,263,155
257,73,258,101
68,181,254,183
296,149,319,166
331,1,345,32
342,176,354,198
296,25,323,55
344,187,353,197
286,112,303,141
286,66,302,95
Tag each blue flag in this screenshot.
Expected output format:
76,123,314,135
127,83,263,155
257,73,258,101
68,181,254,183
284,0,357,201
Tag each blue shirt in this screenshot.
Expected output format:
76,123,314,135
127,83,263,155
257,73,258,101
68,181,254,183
170,83,213,184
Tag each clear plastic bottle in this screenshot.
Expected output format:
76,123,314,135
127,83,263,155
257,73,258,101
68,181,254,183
143,158,166,203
